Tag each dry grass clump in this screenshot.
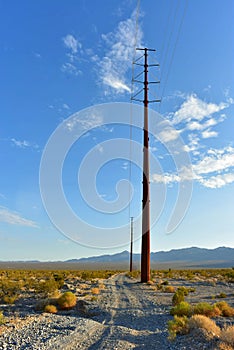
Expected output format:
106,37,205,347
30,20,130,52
2,295,18,305
219,325,234,347
168,316,189,340
217,343,234,350
0,311,5,325
188,315,220,337
98,283,105,290
44,304,57,314
91,288,100,295
193,302,221,318
164,286,176,293
215,301,234,317
147,280,154,285
172,290,185,306
57,292,77,310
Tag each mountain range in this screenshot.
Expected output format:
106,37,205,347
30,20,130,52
66,246,234,268
0,247,233,270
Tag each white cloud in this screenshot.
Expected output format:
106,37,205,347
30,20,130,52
201,129,218,139
103,75,130,93
158,128,180,143
199,173,234,189
11,138,30,148
193,147,234,175
152,146,234,189
183,134,201,153
61,63,81,76
61,34,82,76
63,34,81,54
173,94,228,124
11,138,38,150
98,10,143,94
0,207,38,227
66,111,103,132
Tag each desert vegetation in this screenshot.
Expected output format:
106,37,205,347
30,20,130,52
0,268,233,349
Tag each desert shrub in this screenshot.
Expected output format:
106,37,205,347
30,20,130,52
216,292,227,299
225,270,234,282
0,310,5,325
170,302,193,317
147,280,154,285
53,273,65,289
164,286,176,293
188,315,220,336
168,316,188,340
58,292,77,310
161,280,169,286
44,304,57,314
156,283,163,291
215,301,234,317
91,288,100,295
0,280,21,302
3,295,18,304
126,271,140,279
219,325,234,347
177,286,190,296
193,302,221,318
35,279,59,297
98,283,105,290
218,342,233,350
35,297,58,311
172,289,185,306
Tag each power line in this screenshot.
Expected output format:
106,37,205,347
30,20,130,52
128,0,141,221
159,0,188,113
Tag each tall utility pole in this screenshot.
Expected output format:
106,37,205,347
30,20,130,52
132,48,160,282
130,217,133,272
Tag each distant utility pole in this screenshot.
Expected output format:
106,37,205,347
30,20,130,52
132,48,160,282
130,217,134,272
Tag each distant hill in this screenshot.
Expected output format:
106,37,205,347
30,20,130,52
66,247,234,268
0,247,233,270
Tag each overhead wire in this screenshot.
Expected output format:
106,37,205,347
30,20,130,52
159,0,180,91
128,0,141,221
159,0,189,113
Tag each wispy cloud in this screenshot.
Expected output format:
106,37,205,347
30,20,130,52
172,94,228,124
0,207,38,227
65,110,103,132
152,146,234,189
98,10,143,95
61,34,82,76
63,34,80,54
11,138,39,150
61,63,82,76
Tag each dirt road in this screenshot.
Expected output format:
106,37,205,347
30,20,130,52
53,274,172,349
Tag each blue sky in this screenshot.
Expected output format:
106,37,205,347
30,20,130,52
0,0,233,261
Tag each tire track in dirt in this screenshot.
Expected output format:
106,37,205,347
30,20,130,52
86,274,170,349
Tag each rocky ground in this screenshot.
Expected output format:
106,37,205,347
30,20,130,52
0,273,233,349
